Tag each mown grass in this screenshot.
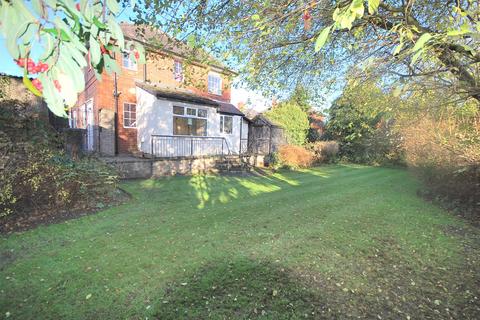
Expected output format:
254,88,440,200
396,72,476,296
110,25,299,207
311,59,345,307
1,165,479,319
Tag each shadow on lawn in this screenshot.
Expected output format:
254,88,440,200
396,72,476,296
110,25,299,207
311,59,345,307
153,258,330,319
186,168,331,209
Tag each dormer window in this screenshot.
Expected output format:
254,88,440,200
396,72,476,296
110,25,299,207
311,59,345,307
208,72,222,95
174,60,183,82
122,51,137,71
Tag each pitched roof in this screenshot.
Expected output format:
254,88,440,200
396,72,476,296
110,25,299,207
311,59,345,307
215,100,245,116
120,23,234,74
136,82,218,106
136,82,245,117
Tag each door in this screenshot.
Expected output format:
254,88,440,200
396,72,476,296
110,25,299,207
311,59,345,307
86,100,95,152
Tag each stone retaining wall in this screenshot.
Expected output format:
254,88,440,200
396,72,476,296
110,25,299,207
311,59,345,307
104,155,265,179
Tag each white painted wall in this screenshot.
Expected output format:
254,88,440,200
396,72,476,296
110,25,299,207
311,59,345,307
136,87,248,156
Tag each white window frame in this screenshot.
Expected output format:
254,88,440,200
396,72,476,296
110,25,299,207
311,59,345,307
172,105,208,136
173,60,183,82
220,115,233,134
123,102,137,128
208,72,222,95
122,51,137,71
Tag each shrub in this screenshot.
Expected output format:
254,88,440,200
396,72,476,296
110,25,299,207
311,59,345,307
0,100,119,220
401,113,480,217
308,141,340,163
265,102,310,145
276,145,314,169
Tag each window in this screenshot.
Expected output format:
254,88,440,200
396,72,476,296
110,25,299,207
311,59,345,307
173,106,184,115
123,103,136,128
220,115,233,134
122,51,137,71
172,105,208,136
173,117,207,136
186,108,196,116
173,60,183,82
208,72,222,95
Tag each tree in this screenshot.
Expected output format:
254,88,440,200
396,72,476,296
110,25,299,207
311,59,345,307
287,85,312,113
0,0,145,117
132,0,479,105
325,76,403,163
265,101,309,146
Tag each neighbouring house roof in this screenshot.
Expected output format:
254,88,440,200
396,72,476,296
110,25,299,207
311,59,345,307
309,113,325,130
120,23,235,75
136,82,245,117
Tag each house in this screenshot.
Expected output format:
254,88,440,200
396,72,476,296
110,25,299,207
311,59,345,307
69,23,248,158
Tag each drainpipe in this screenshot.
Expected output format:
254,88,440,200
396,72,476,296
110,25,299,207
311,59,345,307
239,117,242,154
113,52,120,155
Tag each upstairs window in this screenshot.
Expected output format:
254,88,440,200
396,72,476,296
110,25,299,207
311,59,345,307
122,51,137,71
220,115,233,134
123,103,137,128
208,72,222,95
173,60,183,82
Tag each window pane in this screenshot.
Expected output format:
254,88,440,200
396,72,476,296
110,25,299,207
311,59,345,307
220,115,224,132
174,61,183,81
224,116,233,134
173,106,184,115
198,109,207,118
124,103,136,127
173,116,189,135
194,119,207,136
186,108,196,116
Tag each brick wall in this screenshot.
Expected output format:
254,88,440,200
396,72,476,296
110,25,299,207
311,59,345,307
74,49,233,154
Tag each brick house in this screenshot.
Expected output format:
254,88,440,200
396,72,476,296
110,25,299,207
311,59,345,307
69,24,248,157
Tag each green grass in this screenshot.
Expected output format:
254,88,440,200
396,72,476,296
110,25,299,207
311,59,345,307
1,165,479,319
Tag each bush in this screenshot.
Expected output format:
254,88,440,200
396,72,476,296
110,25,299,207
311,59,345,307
401,113,480,217
275,145,314,169
308,141,339,163
265,102,310,145
0,100,119,220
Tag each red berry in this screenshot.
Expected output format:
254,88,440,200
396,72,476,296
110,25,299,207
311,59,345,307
32,79,43,91
100,44,107,55
75,3,80,11
15,58,26,67
134,51,140,60
54,80,62,92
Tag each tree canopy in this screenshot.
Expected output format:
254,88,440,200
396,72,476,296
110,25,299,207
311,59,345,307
133,0,479,105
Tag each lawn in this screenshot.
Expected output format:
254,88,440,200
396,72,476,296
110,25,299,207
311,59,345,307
1,165,479,319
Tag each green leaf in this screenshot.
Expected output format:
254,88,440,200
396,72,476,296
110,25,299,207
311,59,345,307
107,16,124,50
392,42,404,55
412,33,432,52
411,49,423,64
368,0,380,14
93,16,107,29
89,35,101,65
103,54,121,74
43,28,71,41
315,25,332,52
23,76,42,97
350,0,364,18
251,14,260,21
106,0,120,15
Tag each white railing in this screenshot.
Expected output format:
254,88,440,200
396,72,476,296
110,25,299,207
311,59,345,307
151,135,231,158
